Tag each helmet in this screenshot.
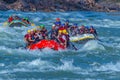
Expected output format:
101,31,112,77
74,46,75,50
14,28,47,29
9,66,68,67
33,28,37,31
23,18,28,20
65,20,69,22
27,30,31,33
31,29,34,32
58,30,62,33
64,32,68,35
62,29,68,34
52,24,55,27
37,26,40,28
25,18,28,20
73,23,77,26
56,18,60,21
90,26,94,28
85,26,89,29
40,24,45,28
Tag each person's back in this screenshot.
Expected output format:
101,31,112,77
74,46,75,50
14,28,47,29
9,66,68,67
70,24,78,36
55,22,61,30
24,33,30,43
85,27,89,34
57,28,69,48
37,30,43,40
64,20,70,29
90,26,97,36
40,25,48,39
50,25,58,40
24,30,35,48
33,31,43,43
58,33,65,43
28,30,36,45
79,25,85,34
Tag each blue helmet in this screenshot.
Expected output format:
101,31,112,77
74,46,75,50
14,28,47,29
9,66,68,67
90,26,94,28
73,23,77,26
65,20,69,23
85,26,89,29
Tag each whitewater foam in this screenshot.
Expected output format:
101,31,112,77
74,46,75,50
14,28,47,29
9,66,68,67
82,40,105,51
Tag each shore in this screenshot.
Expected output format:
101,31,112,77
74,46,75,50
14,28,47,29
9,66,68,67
0,0,120,12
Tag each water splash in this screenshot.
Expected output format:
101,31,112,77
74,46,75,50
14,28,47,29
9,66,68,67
82,40,105,51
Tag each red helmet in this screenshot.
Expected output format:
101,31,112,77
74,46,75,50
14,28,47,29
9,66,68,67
56,18,60,21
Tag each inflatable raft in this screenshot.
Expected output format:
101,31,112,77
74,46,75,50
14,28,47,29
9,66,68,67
70,34,95,42
9,20,27,27
29,40,65,50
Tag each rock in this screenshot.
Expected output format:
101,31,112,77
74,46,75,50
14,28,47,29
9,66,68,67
0,5,8,11
97,0,120,11
0,1,8,10
3,0,17,4
0,0,119,12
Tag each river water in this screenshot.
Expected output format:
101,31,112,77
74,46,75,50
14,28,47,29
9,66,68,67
0,10,120,80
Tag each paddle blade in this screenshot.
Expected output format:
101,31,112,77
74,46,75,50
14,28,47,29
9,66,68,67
31,23,35,26
3,21,8,26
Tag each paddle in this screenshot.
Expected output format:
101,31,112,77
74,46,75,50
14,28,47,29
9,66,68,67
97,38,104,42
55,36,78,50
3,21,8,26
92,34,107,47
94,34,104,43
69,42,78,50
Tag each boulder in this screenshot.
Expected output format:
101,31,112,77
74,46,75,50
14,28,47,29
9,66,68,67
0,0,119,12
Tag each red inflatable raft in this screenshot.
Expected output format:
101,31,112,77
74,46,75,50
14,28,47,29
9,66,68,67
29,40,65,50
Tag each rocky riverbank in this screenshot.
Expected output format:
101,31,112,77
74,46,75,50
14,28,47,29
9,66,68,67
0,0,120,12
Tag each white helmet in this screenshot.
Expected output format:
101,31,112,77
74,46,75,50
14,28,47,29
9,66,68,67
52,24,55,27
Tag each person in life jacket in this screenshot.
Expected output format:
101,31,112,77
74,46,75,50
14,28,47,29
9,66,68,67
40,24,48,39
84,26,89,34
28,29,36,45
89,26,97,36
70,24,79,36
54,18,61,29
58,24,65,31
62,28,70,47
8,16,14,23
22,18,30,24
57,24,69,48
59,24,69,35
49,24,58,41
54,22,61,30
32,28,43,43
24,30,31,44
36,29,43,40
24,29,35,48
64,20,70,29
55,18,61,25
79,25,85,34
